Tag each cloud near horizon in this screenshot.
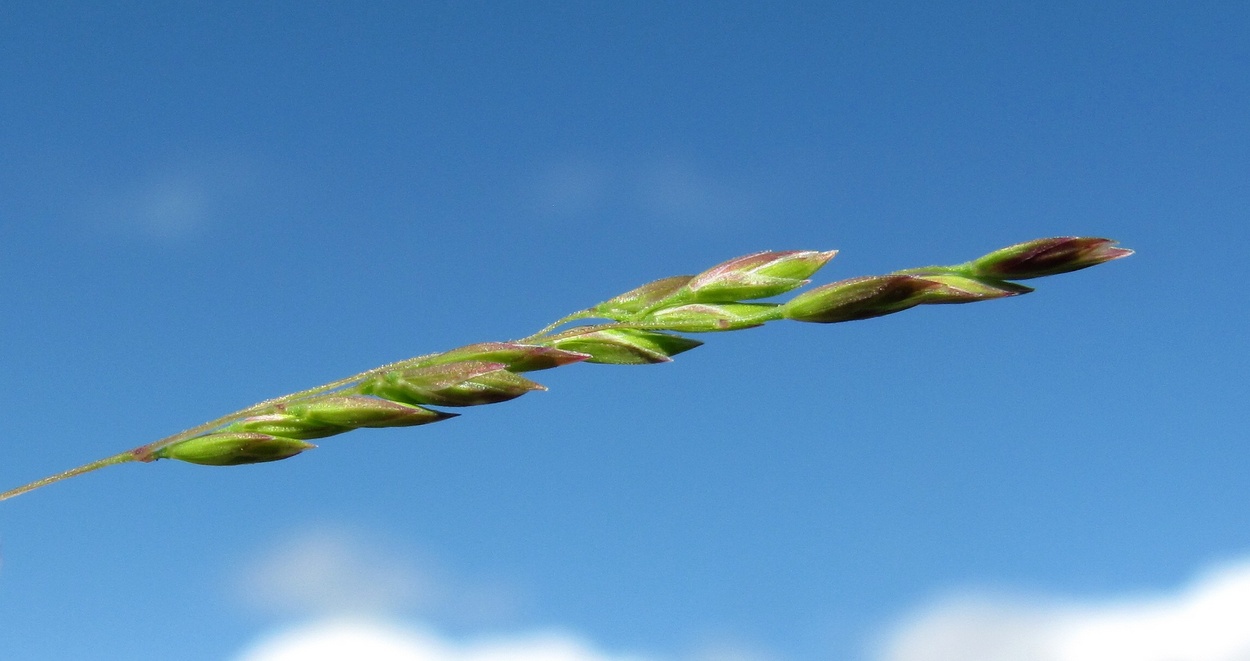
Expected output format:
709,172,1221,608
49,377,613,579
876,557,1250,661
235,619,653,661
234,619,786,661
231,526,775,661
234,527,1250,661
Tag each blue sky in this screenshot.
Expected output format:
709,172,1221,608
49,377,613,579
0,2,1247,660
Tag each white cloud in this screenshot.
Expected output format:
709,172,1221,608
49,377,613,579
877,558,1250,661
526,156,757,225
79,155,262,242
84,170,213,240
235,526,519,623
634,159,755,224
130,174,212,238
530,158,611,218
236,527,431,616
237,531,1250,661
232,528,780,661
235,619,653,661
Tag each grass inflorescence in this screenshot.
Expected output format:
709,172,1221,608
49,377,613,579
0,237,1131,502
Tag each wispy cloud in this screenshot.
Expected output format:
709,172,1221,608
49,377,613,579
526,155,758,226
634,159,756,224
127,174,213,239
876,557,1250,661
78,155,261,243
232,526,781,661
530,158,612,219
234,525,520,624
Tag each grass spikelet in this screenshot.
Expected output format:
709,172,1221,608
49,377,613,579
0,237,1131,502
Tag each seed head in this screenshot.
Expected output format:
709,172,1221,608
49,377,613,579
156,432,315,466
645,303,779,332
547,328,703,364
594,275,694,317
417,342,590,372
914,274,1033,304
966,237,1134,280
289,395,457,428
0,237,1133,503
683,250,838,303
781,275,939,323
226,413,349,440
364,361,545,407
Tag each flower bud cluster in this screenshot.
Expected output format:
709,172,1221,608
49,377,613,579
152,238,1129,468
363,361,546,407
545,327,703,364
158,343,587,466
0,237,1133,502
780,237,1130,324
561,250,837,357
780,273,1025,323
593,250,836,318
155,432,315,466
963,237,1133,280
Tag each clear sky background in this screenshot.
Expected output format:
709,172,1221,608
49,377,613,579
0,2,1246,660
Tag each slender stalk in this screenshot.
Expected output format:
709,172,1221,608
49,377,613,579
0,353,441,502
0,451,138,501
521,309,598,341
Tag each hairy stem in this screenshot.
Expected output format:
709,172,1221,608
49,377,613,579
0,451,138,501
